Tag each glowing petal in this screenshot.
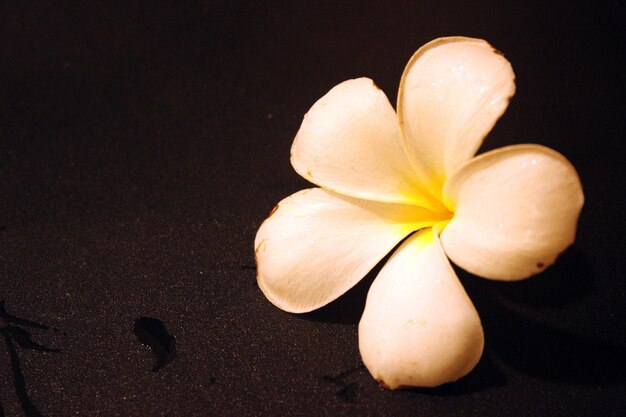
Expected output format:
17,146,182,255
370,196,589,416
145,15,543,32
359,228,484,389
441,144,584,281
291,78,443,210
398,37,516,195
255,188,448,313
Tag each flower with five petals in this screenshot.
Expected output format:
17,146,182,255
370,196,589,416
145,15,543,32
254,37,584,389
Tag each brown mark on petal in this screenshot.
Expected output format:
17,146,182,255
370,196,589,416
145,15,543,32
536,262,545,268
254,239,267,254
371,80,382,91
268,204,280,217
376,378,414,390
306,169,313,177
376,378,392,390
491,45,505,56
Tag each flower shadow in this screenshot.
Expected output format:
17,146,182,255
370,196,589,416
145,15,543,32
411,349,506,396
299,250,389,325
460,248,626,386
486,305,626,385
301,244,624,390
487,248,593,308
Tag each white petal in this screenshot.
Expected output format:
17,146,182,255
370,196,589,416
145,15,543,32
441,144,584,281
398,37,516,195
291,78,444,210
359,228,484,389
255,188,448,313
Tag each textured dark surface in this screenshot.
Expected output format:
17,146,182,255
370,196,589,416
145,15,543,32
1,1,626,416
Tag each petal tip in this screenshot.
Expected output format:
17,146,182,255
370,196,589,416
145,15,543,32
441,144,583,281
358,230,485,389
397,36,517,184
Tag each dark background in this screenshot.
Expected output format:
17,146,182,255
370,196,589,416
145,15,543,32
1,1,625,416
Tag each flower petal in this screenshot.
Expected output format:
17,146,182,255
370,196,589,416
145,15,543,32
359,228,484,389
441,144,584,281
255,188,448,313
398,37,516,195
291,78,444,210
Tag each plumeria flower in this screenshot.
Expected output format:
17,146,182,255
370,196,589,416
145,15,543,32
254,37,583,389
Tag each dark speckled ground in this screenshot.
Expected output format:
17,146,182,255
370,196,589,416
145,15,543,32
1,1,626,416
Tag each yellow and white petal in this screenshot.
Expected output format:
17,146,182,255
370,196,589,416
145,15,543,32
398,37,516,195
255,188,448,313
441,144,584,281
291,78,443,210
359,228,484,389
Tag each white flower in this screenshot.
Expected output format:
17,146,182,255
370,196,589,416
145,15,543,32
254,37,584,389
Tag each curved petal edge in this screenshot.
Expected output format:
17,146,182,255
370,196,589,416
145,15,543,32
441,144,584,281
255,188,448,313
398,36,516,195
359,228,484,389
291,78,443,210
